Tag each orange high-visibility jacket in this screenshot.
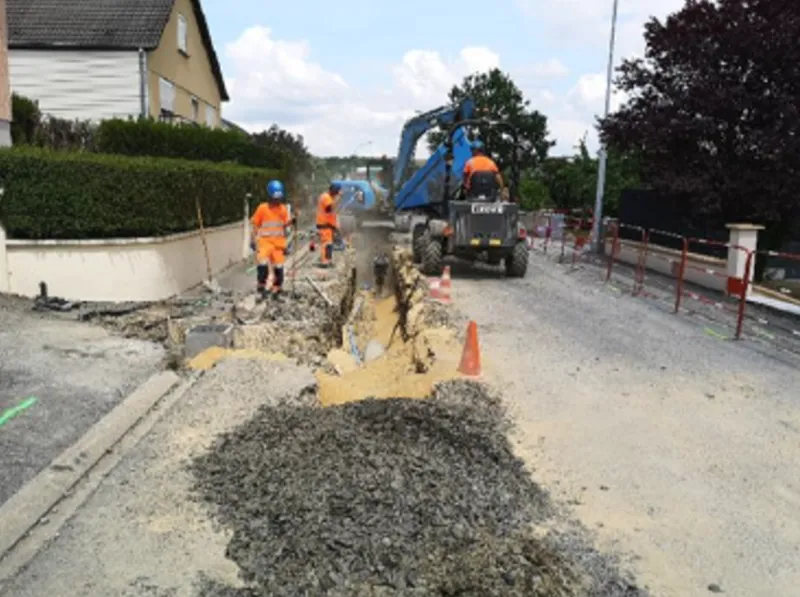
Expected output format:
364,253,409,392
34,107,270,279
251,202,290,248
316,192,338,228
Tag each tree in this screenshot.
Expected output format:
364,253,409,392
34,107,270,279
534,138,639,214
252,124,312,177
599,0,800,247
427,69,554,173
518,174,552,212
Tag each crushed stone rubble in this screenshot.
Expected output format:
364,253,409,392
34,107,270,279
190,379,647,597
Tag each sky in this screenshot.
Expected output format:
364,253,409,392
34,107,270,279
200,0,686,157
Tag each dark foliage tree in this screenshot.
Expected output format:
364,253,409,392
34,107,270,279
599,0,800,247
427,69,554,173
252,124,312,176
533,138,640,214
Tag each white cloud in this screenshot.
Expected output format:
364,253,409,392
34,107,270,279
221,1,680,159
223,31,507,156
514,0,685,59
522,58,569,78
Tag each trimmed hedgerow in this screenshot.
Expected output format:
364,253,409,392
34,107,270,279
94,118,287,170
0,147,282,240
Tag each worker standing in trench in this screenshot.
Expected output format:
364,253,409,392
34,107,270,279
316,182,342,267
250,180,295,300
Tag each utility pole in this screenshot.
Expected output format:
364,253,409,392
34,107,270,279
591,0,619,252
0,0,11,146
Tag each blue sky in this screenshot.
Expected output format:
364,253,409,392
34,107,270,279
200,0,685,156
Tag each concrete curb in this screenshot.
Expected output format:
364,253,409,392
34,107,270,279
0,371,181,561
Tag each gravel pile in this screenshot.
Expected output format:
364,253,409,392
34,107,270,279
189,380,597,596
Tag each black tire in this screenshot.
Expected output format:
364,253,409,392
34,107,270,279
505,242,529,277
411,225,426,263
422,238,444,276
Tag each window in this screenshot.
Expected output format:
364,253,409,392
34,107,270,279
205,104,216,127
177,14,187,53
191,97,199,121
159,77,175,115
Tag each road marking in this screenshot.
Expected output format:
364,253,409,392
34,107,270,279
703,327,729,340
0,398,38,429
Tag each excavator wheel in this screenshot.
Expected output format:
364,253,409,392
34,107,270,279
505,242,528,277
421,237,444,276
412,225,426,263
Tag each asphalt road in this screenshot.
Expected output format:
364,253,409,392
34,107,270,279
449,250,800,597
0,301,164,506
0,359,317,597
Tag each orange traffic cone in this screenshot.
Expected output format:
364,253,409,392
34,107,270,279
429,277,442,300
438,266,452,303
458,320,481,376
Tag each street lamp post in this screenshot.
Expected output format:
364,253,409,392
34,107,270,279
591,0,619,253
352,140,373,155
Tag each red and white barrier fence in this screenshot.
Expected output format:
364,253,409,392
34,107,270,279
527,216,800,343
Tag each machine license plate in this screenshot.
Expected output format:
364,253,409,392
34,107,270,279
471,203,503,214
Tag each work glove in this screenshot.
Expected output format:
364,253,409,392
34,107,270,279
250,241,256,252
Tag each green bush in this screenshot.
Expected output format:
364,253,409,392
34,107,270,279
94,118,287,170
11,94,41,144
0,147,282,239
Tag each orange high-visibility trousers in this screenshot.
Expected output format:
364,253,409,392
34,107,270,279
256,239,286,291
318,228,334,264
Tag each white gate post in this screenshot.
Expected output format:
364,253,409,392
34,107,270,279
726,223,763,297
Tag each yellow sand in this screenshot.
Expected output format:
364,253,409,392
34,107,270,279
187,347,289,370
317,294,463,406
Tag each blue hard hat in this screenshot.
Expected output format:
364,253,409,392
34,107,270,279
329,182,342,193
266,179,284,199
470,140,485,151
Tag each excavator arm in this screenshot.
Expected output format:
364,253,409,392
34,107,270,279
390,98,475,196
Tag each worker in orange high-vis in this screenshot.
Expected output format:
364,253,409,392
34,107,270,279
463,140,504,194
250,180,295,300
316,182,341,267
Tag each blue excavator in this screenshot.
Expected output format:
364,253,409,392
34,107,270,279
342,97,529,276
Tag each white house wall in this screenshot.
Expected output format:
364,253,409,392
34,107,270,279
8,50,141,121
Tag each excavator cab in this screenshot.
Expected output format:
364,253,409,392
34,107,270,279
416,119,529,277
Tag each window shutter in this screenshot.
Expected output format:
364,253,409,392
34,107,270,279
177,15,187,52
159,78,175,112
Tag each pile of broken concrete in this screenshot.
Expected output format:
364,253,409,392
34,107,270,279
190,380,647,597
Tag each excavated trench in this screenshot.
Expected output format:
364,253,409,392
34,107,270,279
188,230,648,597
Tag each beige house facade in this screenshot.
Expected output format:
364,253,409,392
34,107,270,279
6,0,228,127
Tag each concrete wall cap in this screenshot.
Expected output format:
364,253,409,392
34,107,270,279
725,223,765,231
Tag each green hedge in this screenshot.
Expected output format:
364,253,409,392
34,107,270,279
94,118,287,170
0,147,282,239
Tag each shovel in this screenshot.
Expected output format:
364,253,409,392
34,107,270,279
195,198,221,294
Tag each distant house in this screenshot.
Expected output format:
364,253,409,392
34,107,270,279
7,0,228,127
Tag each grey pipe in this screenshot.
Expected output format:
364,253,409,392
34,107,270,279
138,48,147,118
